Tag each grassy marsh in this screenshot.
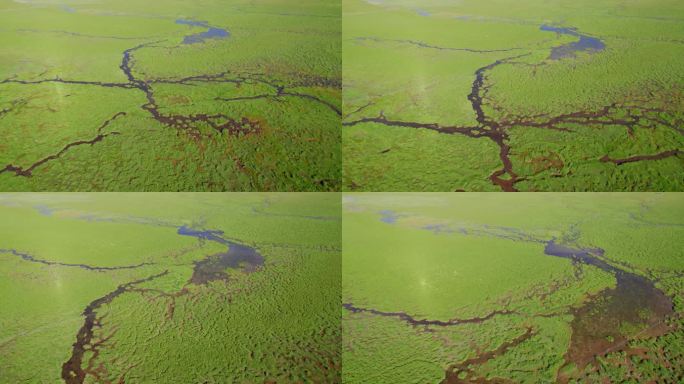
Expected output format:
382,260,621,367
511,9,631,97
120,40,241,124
342,0,684,191
342,193,684,383
0,193,341,383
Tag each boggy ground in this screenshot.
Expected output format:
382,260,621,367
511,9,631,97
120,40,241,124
0,193,341,383
342,193,684,383
342,0,684,191
0,0,341,191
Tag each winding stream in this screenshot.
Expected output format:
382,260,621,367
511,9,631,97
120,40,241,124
176,19,229,44
61,271,169,384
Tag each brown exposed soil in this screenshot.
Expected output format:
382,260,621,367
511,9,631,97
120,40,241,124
520,151,564,174
543,241,675,379
61,271,169,384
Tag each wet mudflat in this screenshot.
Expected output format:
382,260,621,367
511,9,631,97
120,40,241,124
544,241,673,369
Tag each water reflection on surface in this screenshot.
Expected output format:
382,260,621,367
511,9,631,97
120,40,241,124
175,19,229,45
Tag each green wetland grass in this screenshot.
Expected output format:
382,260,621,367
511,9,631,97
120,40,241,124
0,0,340,191
0,193,341,383
342,193,684,383
342,0,684,191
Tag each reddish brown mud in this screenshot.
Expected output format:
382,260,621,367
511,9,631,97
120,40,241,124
543,241,674,376
61,271,169,384
343,51,683,191
177,226,264,285
0,248,151,271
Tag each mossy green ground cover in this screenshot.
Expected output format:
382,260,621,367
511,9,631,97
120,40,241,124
342,0,684,191
0,192,341,383
0,0,341,191
342,193,684,383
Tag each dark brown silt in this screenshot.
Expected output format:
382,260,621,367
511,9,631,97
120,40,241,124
543,241,674,371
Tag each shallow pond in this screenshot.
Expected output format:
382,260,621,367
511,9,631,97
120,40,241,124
540,25,605,59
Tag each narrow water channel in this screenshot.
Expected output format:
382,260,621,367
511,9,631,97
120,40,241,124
540,25,605,59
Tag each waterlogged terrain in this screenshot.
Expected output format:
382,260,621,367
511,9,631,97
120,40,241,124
342,193,684,383
343,0,684,191
0,193,341,382
0,0,341,191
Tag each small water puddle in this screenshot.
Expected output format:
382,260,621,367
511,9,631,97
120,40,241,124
378,210,400,224
175,19,229,45
177,226,263,284
540,25,605,59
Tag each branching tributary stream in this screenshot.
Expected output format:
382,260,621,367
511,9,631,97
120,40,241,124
61,270,169,384
344,217,675,382
177,225,264,284
54,224,264,384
